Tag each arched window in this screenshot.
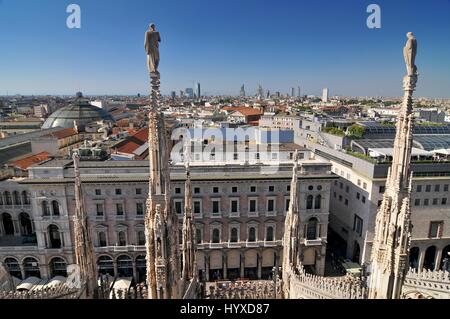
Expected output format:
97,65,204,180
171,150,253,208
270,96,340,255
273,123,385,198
19,212,33,236
440,245,450,271
49,257,67,277
98,232,107,247
4,191,12,205
137,231,145,245
248,227,256,242
212,228,220,243
4,257,22,279
13,191,21,205
2,213,14,235
97,256,114,276
22,191,30,205
179,229,183,244
48,224,61,248
306,195,313,210
136,255,146,283
118,231,126,246
196,229,202,244
23,257,40,278
52,201,60,216
42,201,50,216
409,247,420,270
423,246,437,270
314,195,321,209
117,255,133,277
266,226,274,241
230,227,238,242
306,218,318,240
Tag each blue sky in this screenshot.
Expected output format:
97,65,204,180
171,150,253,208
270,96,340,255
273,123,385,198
0,0,449,97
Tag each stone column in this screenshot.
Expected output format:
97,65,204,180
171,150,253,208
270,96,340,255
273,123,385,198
205,254,210,281
13,219,20,236
113,261,118,277
418,249,425,271
240,253,245,278
434,249,443,271
132,260,138,282
223,253,227,279
19,264,25,280
257,251,262,279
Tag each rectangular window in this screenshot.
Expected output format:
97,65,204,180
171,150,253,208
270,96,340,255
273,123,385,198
194,201,201,215
175,201,182,215
299,153,305,159
232,186,238,193
379,186,385,193
435,185,440,192
444,184,449,192
433,198,438,205
212,200,220,214
333,192,337,198
377,200,382,207
136,188,142,195
213,187,219,193
442,198,447,205
339,182,343,189
267,199,275,212
194,187,200,194
250,186,256,193
116,203,124,215
115,189,122,195
345,199,349,206
96,204,104,216
339,195,342,202
231,200,238,213
416,185,422,192
287,185,291,192
363,182,367,190
175,187,181,194
356,192,360,200
234,153,239,160
429,221,443,238
357,179,361,187
362,196,366,204
136,203,144,215
285,198,290,211
425,185,431,192
353,215,363,237
414,198,420,206
95,189,101,196
424,199,429,206
268,186,275,192
334,180,338,186
249,199,257,212
345,185,349,193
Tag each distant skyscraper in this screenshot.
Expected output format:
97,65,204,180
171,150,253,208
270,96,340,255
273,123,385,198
322,88,329,103
171,91,176,100
185,88,194,98
266,90,270,98
297,86,301,97
290,87,295,97
257,85,264,98
196,82,201,99
180,90,184,98
240,84,246,97
275,91,281,98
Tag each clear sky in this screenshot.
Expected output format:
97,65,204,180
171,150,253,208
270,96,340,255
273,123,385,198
0,0,449,97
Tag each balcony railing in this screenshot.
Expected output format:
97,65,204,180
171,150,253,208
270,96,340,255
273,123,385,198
229,211,240,218
247,211,259,217
265,211,277,217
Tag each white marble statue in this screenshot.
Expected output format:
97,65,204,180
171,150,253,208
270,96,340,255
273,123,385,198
145,23,161,75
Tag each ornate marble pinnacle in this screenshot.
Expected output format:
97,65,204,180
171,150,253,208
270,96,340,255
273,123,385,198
368,32,418,299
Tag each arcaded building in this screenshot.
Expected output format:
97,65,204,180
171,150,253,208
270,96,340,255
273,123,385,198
0,148,334,283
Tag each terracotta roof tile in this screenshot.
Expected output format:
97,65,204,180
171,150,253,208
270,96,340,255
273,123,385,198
8,152,50,170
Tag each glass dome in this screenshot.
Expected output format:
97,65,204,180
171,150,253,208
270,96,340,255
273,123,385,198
42,94,114,130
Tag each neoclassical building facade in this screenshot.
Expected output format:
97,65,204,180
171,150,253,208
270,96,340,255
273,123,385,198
0,149,335,283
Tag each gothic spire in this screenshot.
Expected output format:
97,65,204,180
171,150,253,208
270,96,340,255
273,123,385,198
368,32,418,299
72,152,97,298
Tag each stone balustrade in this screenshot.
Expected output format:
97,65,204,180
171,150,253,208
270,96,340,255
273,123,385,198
0,283,82,299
